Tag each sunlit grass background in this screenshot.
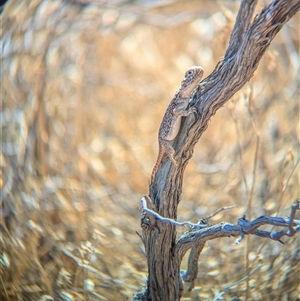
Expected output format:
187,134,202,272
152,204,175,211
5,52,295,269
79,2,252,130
1,0,299,300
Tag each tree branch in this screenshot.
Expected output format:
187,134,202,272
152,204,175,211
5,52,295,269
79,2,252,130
180,241,205,292
142,1,300,299
141,196,300,261
189,0,299,146
179,206,235,291
151,0,300,200
175,200,300,261
225,0,258,60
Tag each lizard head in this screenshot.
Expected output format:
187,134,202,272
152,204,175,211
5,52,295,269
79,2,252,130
180,66,204,97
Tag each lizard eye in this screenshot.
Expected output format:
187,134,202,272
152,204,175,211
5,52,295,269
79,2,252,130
186,70,193,77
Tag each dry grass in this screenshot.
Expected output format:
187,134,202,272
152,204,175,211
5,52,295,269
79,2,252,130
1,0,299,300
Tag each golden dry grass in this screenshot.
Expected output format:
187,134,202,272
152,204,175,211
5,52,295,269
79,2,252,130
1,0,299,300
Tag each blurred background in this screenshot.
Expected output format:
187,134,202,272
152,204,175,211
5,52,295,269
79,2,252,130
1,0,299,300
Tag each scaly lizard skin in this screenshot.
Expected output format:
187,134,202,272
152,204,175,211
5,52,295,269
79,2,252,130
151,66,204,184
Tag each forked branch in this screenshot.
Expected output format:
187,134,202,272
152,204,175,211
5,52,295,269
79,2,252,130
141,197,300,287
174,200,300,260
139,1,300,300
177,199,300,288
141,197,300,256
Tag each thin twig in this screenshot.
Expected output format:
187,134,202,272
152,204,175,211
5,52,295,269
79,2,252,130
141,196,206,229
205,206,236,221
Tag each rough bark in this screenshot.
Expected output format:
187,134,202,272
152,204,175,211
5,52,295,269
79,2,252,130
136,1,300,300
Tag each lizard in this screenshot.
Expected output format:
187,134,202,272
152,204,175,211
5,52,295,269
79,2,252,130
150,66,204,184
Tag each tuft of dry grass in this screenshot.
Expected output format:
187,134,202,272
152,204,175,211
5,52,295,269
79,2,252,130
1,0,299,300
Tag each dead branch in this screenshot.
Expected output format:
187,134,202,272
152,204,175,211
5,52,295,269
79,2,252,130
175,200,300,262
204,205,236,222
141,197,300,260
141,197,300,291
139,1,300,300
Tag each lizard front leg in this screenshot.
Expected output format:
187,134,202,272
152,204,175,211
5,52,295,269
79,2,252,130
161,139,178,166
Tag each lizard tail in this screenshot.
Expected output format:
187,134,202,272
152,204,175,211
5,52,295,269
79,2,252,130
151,143,165,184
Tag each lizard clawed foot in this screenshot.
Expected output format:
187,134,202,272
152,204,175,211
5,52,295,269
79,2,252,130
169,154,178,166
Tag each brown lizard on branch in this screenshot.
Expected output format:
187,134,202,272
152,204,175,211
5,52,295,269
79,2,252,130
151,66,204,184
